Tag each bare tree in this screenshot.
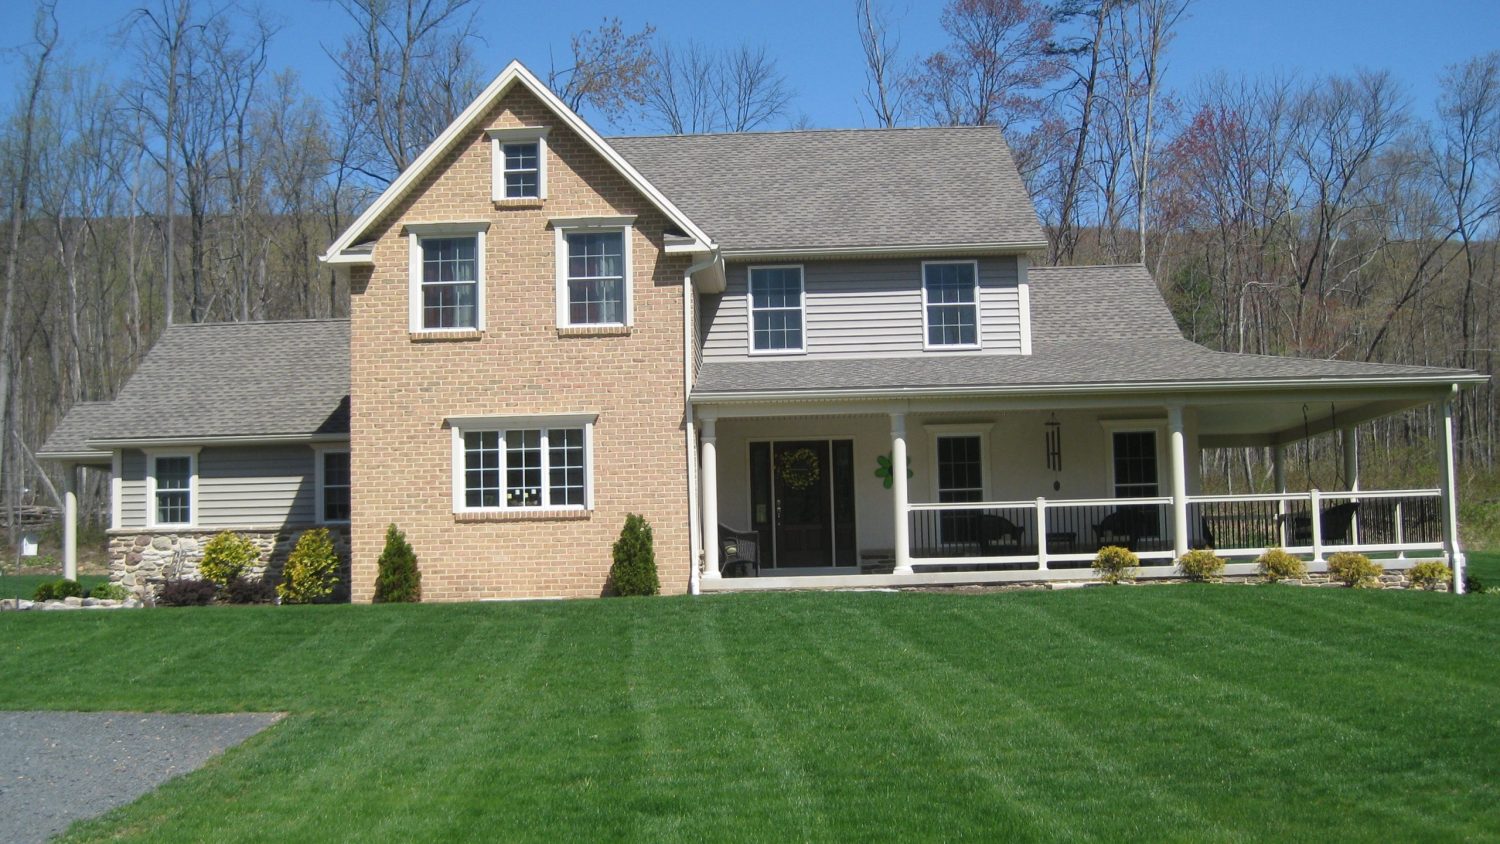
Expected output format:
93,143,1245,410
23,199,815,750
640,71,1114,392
643,41,794,134
548,17,656,127
914,0,1065,132
1047,0,1112,263
855,0,910,127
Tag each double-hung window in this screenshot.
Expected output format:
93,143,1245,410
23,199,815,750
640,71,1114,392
923,261,980,349
407,222,488,333
451,415,594,512
316,449,351,523
748,265,805,353
935,432,986,544
1111,430,1160,498
488,127,547,201
148,452,197,527
554,219,633,328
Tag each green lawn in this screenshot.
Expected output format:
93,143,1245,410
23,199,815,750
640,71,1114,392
1,585,1496,842
1468,550,1499,587
0,573,107,602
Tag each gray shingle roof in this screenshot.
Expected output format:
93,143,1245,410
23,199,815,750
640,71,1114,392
693,264,1477,396
51,319,350,447
37,401,115,460
609,126,1047,253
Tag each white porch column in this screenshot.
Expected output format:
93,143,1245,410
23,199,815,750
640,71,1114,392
891,413,912,575
1168,405,1189,559
62,463,78,582
1439,389,1466,594
1342,427,1360,492
700,417,721,580
1273,445,1287,493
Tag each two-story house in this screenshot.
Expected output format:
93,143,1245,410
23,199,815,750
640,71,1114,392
41,61,1485,598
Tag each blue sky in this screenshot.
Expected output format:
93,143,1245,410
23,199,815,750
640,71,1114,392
3,0,1498,129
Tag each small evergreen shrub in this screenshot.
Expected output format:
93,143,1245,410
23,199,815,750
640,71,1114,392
1092,545,1140,584
198,531,261,587
1256,548,1307,583
224,576,277,604
374,524,421,603
1177,549,1226,582
278,528,341,604
1464,575,1486,595
610,514,660,596
1407,561,1451,591
32,579,84,601
1327,552,1383,588
88,582,130,601
158,579,218,606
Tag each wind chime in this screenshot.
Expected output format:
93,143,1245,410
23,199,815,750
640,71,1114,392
1045,413,1063,492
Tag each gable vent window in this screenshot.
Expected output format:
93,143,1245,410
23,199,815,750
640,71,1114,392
488,127,547,202
748,265,805,353
923,261,980,349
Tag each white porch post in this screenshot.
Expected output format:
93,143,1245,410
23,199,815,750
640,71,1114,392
1273,444,1288,546
891,413,912,575
1168,405,1189,559
1439,389,1466,594
1343,426,1360,546
700,417,721,581
62,463,78,582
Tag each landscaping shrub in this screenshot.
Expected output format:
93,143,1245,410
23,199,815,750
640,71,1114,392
1408,561,1451,591
1256,548,1307,583
1465,575,1486,595
610,513,659,596
1092,545,1139,584
1177,549,1225,582
1327,552,1383,588
32,578,83,601
278,528,341,604
224,576,277,604
158,579,218,606
88,582,130,601
374,524,421,603
199,531,260,587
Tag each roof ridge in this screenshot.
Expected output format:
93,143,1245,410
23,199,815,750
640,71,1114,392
167,317,351,329
608,125,1001,141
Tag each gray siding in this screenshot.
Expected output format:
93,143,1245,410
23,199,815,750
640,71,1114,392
701,256,1023,361
115,444,321,530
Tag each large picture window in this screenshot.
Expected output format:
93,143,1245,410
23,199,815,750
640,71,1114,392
748,265,805,352
452,417,594,512
1111,430,1160,498
923,261,980,349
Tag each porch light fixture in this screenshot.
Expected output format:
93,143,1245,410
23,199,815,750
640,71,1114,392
1045,413,1062,491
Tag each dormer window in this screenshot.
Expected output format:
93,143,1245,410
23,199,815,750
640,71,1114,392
922,260,980,349
488,127,548,201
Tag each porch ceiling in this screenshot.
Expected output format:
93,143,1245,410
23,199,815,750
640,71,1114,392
1195,396,1434,448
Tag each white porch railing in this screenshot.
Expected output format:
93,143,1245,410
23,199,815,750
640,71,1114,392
905,488,1444,569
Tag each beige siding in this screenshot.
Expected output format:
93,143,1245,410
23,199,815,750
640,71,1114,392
702,256,1023,361
115,444,320,531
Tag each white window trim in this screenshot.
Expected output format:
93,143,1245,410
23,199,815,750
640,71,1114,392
407,222,489,334
746,264,807,356
488,126,549,201
1100,420,1167,499
554,221,634,328
921,259,983,352
145,448,200,529
926,423,994,502
448,413,597,514
312,445,351,525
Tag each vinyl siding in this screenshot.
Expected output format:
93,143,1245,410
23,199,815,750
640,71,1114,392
701,256,1023,361
116,444,324,530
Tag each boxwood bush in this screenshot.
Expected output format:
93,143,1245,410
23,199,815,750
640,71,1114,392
1407,561,1451,591
88,582,130,601
1327,552,1382,588
1177,549,1226,582
1256,548,1307,583
278,528,341,604
1092,545,1140,584
32,578,84,601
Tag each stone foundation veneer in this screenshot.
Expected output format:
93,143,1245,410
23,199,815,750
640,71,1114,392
108,525,352,599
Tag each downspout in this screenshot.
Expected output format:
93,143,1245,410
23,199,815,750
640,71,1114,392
683,248,720,596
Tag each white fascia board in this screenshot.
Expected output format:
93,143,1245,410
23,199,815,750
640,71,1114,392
319,60,715,263
36,450,113,464
324,251,375,265
90,433,351,449
719,241,1051,261
665,240,714,255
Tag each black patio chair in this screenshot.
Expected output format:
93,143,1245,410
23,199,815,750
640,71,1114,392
719,524,760,578
978,513,1025,555
1284,501,1360,546
1093,505,1159,551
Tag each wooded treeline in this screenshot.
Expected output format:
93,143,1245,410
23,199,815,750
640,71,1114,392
1,0,1496,533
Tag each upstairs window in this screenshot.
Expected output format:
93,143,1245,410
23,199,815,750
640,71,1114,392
748,266,805,353
406,223,488,334
554,223,632,328
502,142,540,198
923,261,980,349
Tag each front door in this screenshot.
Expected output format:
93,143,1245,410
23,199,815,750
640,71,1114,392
749,439,857,569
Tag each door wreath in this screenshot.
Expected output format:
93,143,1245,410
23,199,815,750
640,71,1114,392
777,447,821,490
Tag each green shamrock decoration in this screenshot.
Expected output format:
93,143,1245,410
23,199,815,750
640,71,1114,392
875,452,914,489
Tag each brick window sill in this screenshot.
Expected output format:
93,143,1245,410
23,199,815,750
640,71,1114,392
493,199,544,210
410,329,484,343
454,509,591,523
557,325,632,338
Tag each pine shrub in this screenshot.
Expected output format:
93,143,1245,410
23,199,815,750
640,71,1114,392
374,524,421,603
1407,561,1451,591
1177,549,1226,582
610,514,660,596
1327,552,1382,588
1256,547,1307,583
199,531,260,587
278,528,342,604
1092,545,1140,584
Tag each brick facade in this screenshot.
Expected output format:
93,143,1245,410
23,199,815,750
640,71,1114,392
349,85,693,601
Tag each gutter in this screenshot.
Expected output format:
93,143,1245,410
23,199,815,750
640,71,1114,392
89,432,351,449
719,240,1050,261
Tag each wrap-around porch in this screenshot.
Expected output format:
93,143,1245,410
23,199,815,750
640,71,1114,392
693,385,1469,593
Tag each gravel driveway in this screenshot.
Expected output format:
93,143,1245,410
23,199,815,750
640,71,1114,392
0,711,282,843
